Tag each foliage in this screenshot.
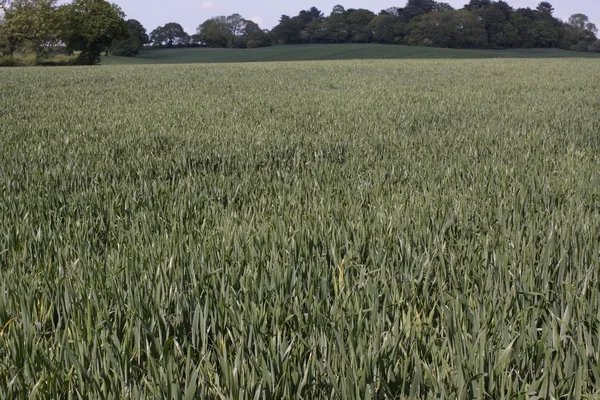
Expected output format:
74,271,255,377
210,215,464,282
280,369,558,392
195,17,232,48
570,41,589,52
0,55,24,65
195,14,270,48
1,58,600,398
270,0,598,50
566,14,598,45
272,15,306,44
150,22,190,47
408,10,488,48
589,39,600,53
34,54,78,65
0,53,77,66
111,19,149,57
58,0,128,64
0,0,60,56
367,14,404,44
346,9,376,42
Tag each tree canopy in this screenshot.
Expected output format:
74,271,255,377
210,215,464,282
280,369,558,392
59,0,128,64
149,23,190,47
194,14,270,48
111,19,148,57
0,0,128,63
269,1,597,51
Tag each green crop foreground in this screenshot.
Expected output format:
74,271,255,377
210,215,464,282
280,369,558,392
0,59,599,398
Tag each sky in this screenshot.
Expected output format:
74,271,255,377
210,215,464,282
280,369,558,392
109,0,600,35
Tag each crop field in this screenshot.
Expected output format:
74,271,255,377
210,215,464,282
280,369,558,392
1,59,600,398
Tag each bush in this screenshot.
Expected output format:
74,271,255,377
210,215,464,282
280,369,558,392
589,40,600,54
112,36,142,57
570,41,589,52
0,56,25,67
246,39,262,49
22,54,39,66
35,55,78,66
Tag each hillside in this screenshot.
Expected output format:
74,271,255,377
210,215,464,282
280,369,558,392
101,44,600,65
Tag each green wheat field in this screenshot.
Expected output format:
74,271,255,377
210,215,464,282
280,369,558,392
1,58,600,398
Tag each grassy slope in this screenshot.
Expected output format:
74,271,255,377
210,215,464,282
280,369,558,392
101,43,600,65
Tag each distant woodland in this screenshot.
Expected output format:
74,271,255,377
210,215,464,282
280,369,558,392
1,0,598,65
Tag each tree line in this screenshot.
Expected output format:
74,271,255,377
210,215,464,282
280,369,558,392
111,15,273,57
272,1,598,51
1,0,599,66
142,14,272,51
129,1,599,54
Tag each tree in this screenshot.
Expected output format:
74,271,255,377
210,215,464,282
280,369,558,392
566,14,598,44
368,14,402,43
327,5,349,43
511,8,536,47
272,15,305,44
464,0,491,11
399,0,437,23
304,17,328,43
195,17,231,47
58,0,128,64
490,22,521,48
111,19,148,57
125,19,149,45
331,4,345,15
226,13,246,37
530,19,561,47
466,0,516,48
407,9,488,48
0,0,60,56
298,7,323,24
588,39,600,53
434,3,454,12
245,24,271,48
346,9,375,42
570,41,588,52
535,2,554,18
195,15,270,48
150,22,190,47
379,7,400,16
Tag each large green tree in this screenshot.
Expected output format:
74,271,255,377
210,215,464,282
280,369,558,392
58,0,127,64
149,22,190,47
566,14,598,44
195,15,270,48
0,0,60,56
195,17,231,47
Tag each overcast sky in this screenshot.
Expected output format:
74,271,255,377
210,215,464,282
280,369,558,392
110,0,599,35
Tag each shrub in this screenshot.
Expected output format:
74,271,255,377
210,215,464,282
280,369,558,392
246,39,262,49
570,41,589,52
35,55,78,66
112,37,142,57
0,56,25,67
589,40,600,53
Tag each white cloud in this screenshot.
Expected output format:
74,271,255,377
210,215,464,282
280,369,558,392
202,1,215,9
251,16,263,25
